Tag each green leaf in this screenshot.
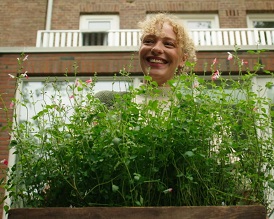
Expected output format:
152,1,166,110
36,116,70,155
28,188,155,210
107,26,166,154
3,205,9,213
112,137,121,146
143,75,152,81
9,140,17,147
184,151,194,157
112,184,119,192
265,81,273,89
268,181,274,190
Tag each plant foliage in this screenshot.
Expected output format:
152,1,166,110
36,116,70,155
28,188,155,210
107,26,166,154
1,51,274,214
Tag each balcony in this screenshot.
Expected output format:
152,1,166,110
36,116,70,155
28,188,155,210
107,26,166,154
36,28,274,51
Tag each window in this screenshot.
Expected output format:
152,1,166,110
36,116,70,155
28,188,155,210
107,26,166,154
176,14,219,29
147,14,219,46
267,84,274,138
177,14,219,46
17,76,142,125
247,14,274,45
147,14,219,29
79,15,119,46
247,14,274,28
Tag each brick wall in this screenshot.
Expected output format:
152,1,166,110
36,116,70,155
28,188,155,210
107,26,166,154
1,0,274,47
0,53,17,218
0,0,47,47
1,50,273,77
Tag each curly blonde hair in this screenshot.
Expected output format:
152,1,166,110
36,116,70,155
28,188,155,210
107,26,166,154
138,13,197,63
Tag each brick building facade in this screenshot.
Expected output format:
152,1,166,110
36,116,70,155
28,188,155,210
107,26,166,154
1,0,274,47
0,0,274,217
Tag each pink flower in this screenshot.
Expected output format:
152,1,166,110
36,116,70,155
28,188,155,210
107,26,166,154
212,58,217,65
163,188,173,194
69,95,74,99
9,101,14,109
23,55,29,61
241,59,248,65
75,79,79,87
85,79,92,84
1,159,8,166
227,52,233,60
211,70,220,80
8,74,15,79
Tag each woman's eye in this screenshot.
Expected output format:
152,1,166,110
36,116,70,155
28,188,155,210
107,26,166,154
165,42,175,47
143,38,154,44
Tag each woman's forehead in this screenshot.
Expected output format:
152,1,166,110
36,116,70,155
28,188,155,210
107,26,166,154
143,22,177,39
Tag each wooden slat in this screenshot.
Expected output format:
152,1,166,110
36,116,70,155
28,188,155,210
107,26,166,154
48,32,54,47
265,31,272,45
108,32,114,46
121,32,126,46
260,31,266,45
55,32,60,47
254,30,260,45
223,31,229,45
205,31,211,45
60,32,66,47
211,31,217,46
126,32,131,46
247,30,254,45
67,32,72,47
132,31,138,46
8,206,266,219
42,32,49,47
241,31,247,45
72,32,78,47
36,31,42,47
193,31,199,45
235,30,241,45
217,31,223,45
199,31,205,45
229,30,235,45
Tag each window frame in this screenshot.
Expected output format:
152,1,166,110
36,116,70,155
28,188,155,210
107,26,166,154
176,14,220,29
79,15,120,46
247,14,274,28
79,15,120,31
146,13,220,29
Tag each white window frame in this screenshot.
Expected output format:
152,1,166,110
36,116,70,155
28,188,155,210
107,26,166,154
147,14,219,29
247,14,274,28
79,15,120,46
79,15,119,31
176,14,219,29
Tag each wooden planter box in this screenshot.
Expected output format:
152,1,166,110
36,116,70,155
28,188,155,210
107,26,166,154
8,205,266,219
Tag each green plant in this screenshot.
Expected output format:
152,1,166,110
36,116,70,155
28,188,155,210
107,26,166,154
1,51,274,214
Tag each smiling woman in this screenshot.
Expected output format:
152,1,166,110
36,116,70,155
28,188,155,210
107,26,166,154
95,13,197,107
138,13,196,86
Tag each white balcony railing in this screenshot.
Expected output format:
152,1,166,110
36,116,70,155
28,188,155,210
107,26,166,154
36,28,274,48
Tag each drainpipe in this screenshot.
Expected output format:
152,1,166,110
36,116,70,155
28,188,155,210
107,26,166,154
46,0,53,30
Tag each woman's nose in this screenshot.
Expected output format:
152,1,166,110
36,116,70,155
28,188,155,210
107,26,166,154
151,42,164,55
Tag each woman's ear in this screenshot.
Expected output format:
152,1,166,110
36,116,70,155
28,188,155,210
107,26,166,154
179,53,187,66
177,53,188,74
178,54,187,68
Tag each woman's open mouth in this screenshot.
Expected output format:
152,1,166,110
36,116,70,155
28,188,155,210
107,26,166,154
146,57,168,66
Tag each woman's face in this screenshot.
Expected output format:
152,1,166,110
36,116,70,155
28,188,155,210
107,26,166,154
139,23,185,86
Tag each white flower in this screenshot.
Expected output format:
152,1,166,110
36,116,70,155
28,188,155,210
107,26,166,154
8,74,15,78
